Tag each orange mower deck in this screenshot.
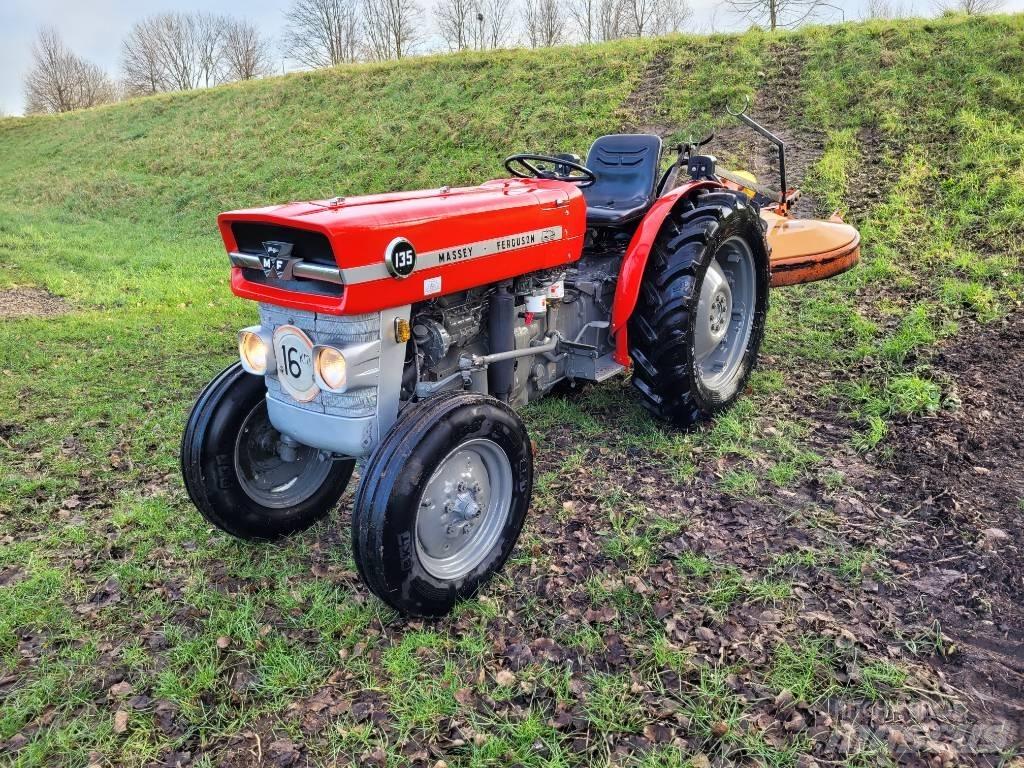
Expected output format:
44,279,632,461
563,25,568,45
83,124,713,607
762,210,861,287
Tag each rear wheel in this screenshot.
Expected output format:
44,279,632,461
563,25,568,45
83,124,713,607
628,189,770,427
352,391,533,617
181,364,355,540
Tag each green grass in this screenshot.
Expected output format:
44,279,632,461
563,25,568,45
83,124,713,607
2,13,1024,767
770,637,841,703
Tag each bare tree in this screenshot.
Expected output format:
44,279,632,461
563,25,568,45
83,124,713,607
621,0,658,35
363,0,425,60
726,0,840,30
25,27,116,114
934,0,1003,13
121,13,229,95
471,0,516,49
151,13,203,91
598,0,627,40
122,17,169,95
567,0,598,41
435,0,475,50
864,0,902,16
221,18,274,80
195,14,227,88
651,0,691,33
284,0,361,68
525,0,567,47
576,0,686,40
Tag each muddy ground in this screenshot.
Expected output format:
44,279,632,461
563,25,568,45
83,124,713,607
884,314,1024,727
234,316,1023,767
0,287,69,320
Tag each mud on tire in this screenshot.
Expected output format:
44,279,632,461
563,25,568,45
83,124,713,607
352,391,533,617
628,189,770,427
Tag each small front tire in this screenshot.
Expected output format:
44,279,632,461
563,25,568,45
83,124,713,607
181,363,355,540
352,391,533,617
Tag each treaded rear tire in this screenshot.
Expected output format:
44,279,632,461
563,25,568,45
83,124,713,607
628,189,770,427
352,391,533,617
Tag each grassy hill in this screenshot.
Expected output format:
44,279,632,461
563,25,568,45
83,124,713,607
1,14,1023,767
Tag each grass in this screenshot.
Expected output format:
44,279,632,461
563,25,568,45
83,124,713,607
1,12,1023,767
770,637,841,703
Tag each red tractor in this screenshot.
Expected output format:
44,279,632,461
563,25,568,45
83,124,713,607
182,117,859,616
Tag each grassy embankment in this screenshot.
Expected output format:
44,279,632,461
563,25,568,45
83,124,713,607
1,14,1022,767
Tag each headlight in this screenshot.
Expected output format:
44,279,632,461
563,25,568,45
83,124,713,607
315,346,347,391
238,328,271,375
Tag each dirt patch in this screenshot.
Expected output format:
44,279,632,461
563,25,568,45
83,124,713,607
0,287,69,319
709,40,826,219
618,46,676,136
871,312,1024,728
844,126,904,221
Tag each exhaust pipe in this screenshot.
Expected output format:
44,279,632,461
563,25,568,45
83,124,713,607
488,282,515,402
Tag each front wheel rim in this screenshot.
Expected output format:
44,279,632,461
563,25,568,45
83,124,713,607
415,438,514,580
694,235,757,391
233,402,335,510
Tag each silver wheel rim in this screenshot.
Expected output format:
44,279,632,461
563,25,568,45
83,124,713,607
233,402,334,509
415,438,513,580
695,235,757,393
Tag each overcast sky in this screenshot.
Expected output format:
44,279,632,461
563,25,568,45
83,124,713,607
2,0,1023,116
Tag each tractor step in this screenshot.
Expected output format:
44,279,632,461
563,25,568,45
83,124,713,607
594,354,626,382
566,352,625,383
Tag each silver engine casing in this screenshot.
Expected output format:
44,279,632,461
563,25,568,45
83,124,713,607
412,251,621,408
254,250,621,457
258,302,410,457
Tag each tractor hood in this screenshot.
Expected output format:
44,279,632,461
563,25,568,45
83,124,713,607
219,179,587,315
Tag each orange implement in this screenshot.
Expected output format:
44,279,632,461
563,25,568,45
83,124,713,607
762,210,861,288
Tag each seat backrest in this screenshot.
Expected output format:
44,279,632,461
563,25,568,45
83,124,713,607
582,134,663,223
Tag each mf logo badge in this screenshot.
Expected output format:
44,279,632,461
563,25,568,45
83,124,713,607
260,241,297,279
385,237,416,278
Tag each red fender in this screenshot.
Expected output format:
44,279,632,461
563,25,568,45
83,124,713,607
609,180,724,365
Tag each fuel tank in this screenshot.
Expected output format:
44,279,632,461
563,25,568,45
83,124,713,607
219,179,587,315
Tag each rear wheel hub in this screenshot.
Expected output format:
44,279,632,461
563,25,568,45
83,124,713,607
695,235,756,391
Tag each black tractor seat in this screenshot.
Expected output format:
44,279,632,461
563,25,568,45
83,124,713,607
582,134,663,227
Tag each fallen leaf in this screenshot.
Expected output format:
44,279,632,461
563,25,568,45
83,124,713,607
113,709,129,734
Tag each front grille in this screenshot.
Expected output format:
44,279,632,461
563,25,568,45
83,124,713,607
231,223,336,266
231,223,343,297
240,267,343,297
259,304,379,418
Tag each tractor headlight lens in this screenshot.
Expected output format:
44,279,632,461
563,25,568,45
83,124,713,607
238,329,269,375
315,346,347,391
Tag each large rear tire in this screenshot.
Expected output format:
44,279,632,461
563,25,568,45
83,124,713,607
352,391,533,617
628,189,770,427
181,364,355,540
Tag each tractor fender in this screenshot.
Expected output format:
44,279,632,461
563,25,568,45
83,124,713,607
609,179,724,365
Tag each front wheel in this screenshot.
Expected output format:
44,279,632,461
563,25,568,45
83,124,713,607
352,392,533,617
628,189,770,427
180,364,355,540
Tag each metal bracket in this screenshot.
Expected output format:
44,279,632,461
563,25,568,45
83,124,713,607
727,96,788,200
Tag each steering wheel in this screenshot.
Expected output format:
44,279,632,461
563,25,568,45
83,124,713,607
504,154,597,187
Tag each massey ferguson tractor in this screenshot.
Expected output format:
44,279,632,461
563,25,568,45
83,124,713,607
181,110,860,616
